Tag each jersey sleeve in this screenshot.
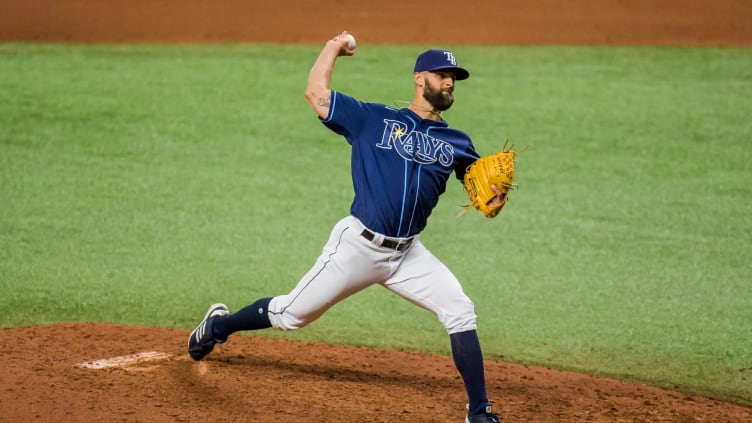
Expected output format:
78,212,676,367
320,91,370,142
453,135,481,181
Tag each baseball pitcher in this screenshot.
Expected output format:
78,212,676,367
189,31,519,423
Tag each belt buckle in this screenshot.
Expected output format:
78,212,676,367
362,229,412,251
394,237,412,252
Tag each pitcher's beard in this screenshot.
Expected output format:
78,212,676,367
423,86,454,112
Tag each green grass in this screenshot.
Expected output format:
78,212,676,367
1,43,751,405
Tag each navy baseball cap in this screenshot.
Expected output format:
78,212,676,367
414,49,470,80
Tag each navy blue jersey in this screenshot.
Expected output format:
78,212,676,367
322,91,480,238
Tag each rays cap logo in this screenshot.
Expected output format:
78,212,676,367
413,49,470,80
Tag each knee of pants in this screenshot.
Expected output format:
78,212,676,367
269,313,305,331
442,298,478,335
267,295,320,331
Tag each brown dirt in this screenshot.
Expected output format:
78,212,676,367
1,324,750,422
2,1,751,422
1,0,751,45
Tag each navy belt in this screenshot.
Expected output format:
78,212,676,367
360,229,414,252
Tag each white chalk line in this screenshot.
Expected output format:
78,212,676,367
77,351,173,369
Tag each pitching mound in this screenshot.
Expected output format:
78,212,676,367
1,324,750,422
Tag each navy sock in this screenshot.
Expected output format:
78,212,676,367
450,330,489,415
212,297,272,340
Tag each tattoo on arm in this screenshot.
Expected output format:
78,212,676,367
317,95,331,108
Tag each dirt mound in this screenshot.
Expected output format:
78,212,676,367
1,324,749,422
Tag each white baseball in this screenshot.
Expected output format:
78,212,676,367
344,33,357,49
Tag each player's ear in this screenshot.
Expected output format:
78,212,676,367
413,72,425,87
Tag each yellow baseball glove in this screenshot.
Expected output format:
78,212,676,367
460,142,522,218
